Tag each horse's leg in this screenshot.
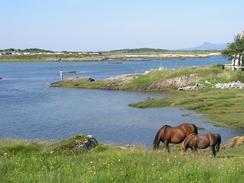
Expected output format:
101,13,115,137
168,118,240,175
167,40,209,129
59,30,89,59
164,140,170,153
192,147,198,156
154,140,160,150
211,145,216,158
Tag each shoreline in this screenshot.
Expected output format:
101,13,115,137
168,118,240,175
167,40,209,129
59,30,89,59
0,52,221,62
50,65,244,129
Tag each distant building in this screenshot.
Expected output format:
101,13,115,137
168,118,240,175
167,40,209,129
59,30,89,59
231,31,244,70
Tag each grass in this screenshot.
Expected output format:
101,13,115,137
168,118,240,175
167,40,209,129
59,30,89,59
0,138,244,183
50,64,244,91
129,89,244,128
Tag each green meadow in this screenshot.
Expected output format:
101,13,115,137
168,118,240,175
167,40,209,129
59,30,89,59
1,139,244,183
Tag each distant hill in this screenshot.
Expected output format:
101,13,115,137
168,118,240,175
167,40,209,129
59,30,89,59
108,48,169,53
0,48,54,53
185,42,227,51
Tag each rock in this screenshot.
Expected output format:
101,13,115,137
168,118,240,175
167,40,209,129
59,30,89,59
48,135,98,153
215,81,244,89
147,74,199,90
223,136,244,148
88,78,95,82
178,84,199,91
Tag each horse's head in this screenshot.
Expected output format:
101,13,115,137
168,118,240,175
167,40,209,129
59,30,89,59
180,143,186,154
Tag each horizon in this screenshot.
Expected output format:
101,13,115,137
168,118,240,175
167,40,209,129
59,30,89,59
1,0,243,51
0,44,226,52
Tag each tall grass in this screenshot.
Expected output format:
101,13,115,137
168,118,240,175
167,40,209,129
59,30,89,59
0,140,244,183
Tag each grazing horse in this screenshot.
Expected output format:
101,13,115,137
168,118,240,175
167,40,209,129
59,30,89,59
153,123,198,152
181,133,221,157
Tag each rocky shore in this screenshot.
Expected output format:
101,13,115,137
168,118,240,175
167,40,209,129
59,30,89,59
215,81,244,89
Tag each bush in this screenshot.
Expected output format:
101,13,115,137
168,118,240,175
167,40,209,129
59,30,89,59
212,64,225,70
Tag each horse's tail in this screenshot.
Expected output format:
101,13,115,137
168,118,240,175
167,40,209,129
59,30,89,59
153,126,167,150
192,124,198,135
215,134,222,152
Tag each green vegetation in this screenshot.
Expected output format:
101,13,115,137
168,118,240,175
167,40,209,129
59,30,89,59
1,138,244,183
51,65,244,129
51,65,244,91
129,89,244,128
0,53,105,62
222,33,244,60
0,48,54,53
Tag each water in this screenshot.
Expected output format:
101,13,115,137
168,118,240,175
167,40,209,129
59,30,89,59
0,56,243,147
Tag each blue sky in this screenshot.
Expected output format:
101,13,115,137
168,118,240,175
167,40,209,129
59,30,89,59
1,0,244,51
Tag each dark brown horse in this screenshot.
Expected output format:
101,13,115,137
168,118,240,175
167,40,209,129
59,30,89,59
181,133,221,157
153,123,198,152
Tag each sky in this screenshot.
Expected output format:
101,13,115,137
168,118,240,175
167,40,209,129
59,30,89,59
1,0,244,51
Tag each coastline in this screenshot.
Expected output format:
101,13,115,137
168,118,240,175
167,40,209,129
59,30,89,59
50,65,244,129
0,52,221,62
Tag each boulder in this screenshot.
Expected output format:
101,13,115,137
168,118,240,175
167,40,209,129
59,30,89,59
48,135,98,153
223,136,244,148
215,81,244,89
178,84,199,91
148,74,199,90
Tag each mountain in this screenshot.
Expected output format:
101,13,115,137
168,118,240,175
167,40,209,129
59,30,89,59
108,48,169,53
185,42,227,51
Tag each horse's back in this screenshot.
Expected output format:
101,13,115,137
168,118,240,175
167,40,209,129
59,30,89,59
178,123,198,135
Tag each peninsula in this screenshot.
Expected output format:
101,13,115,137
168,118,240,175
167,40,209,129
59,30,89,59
50,64,244,129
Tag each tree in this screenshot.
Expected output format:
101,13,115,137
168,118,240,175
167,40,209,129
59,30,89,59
222,33,244,66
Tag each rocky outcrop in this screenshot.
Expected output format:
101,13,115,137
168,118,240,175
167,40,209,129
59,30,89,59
215,81,244,89
223,136,244,148
48,135,98,154
147,74,199,90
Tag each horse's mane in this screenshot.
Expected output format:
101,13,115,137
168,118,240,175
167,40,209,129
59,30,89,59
161,124,171,129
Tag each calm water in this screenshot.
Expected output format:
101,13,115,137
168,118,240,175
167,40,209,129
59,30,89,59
0,56,243,147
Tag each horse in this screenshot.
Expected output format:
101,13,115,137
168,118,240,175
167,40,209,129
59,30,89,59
153,123,198,152
180,133,221,157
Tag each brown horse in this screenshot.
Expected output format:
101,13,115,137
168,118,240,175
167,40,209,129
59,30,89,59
181,133,221,157
153,123,198,152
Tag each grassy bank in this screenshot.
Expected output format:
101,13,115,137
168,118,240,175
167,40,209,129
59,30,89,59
129,89,244,128
50,64,244,91
1,138,244,183
50,65,244,129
